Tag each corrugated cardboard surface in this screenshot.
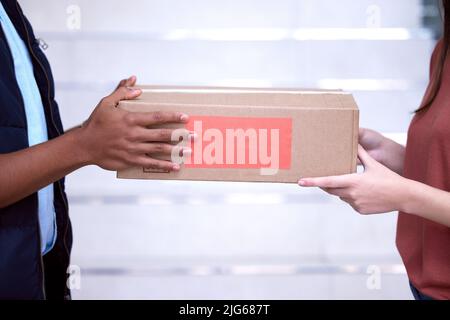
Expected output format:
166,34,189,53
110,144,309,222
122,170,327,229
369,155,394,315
117,86,359,183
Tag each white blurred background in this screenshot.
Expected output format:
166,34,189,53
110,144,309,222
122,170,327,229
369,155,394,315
19,0,440,299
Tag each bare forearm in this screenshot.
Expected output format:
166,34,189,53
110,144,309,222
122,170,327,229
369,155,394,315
0,128,89,208
358,128,405,175
64,123,82,134
401,179,450,227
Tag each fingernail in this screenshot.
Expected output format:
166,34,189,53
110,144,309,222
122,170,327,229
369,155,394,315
180,114,189,122
298,180,307,186
172,164,181,171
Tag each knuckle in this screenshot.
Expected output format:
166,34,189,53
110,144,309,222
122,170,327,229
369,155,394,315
348,190,357,200
148,158,170,170
155,130,168,141
167,132,175,141
144,159,158,169
152,111,163,122
115,151,133,165
125,129,140,142
159,161,172,170
128,156,142,167
126,144,139,154
150,143,164,153
123,154,135,165
124,113,137,125
171,112,180,122
162,130,172,141
131,156,147,167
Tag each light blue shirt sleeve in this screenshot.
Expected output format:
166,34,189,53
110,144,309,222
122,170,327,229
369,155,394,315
0,3,57,255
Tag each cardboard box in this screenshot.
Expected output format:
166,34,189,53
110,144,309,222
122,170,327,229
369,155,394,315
117,86,359,183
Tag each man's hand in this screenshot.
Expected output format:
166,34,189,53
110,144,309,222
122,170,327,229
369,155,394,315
78,76,192,171
0,75,192,208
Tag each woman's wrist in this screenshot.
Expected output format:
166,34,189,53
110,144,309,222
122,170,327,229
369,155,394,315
396,177,421,214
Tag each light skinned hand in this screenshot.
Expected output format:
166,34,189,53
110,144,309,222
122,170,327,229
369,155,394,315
358,128,386,164
358,128,405,174
298,145,409,214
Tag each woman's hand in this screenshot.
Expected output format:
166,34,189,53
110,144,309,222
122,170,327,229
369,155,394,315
359,128,405,175
298,145,409,214
358,128,387,163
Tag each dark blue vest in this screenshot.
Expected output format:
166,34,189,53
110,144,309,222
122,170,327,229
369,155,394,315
0,0,72,299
